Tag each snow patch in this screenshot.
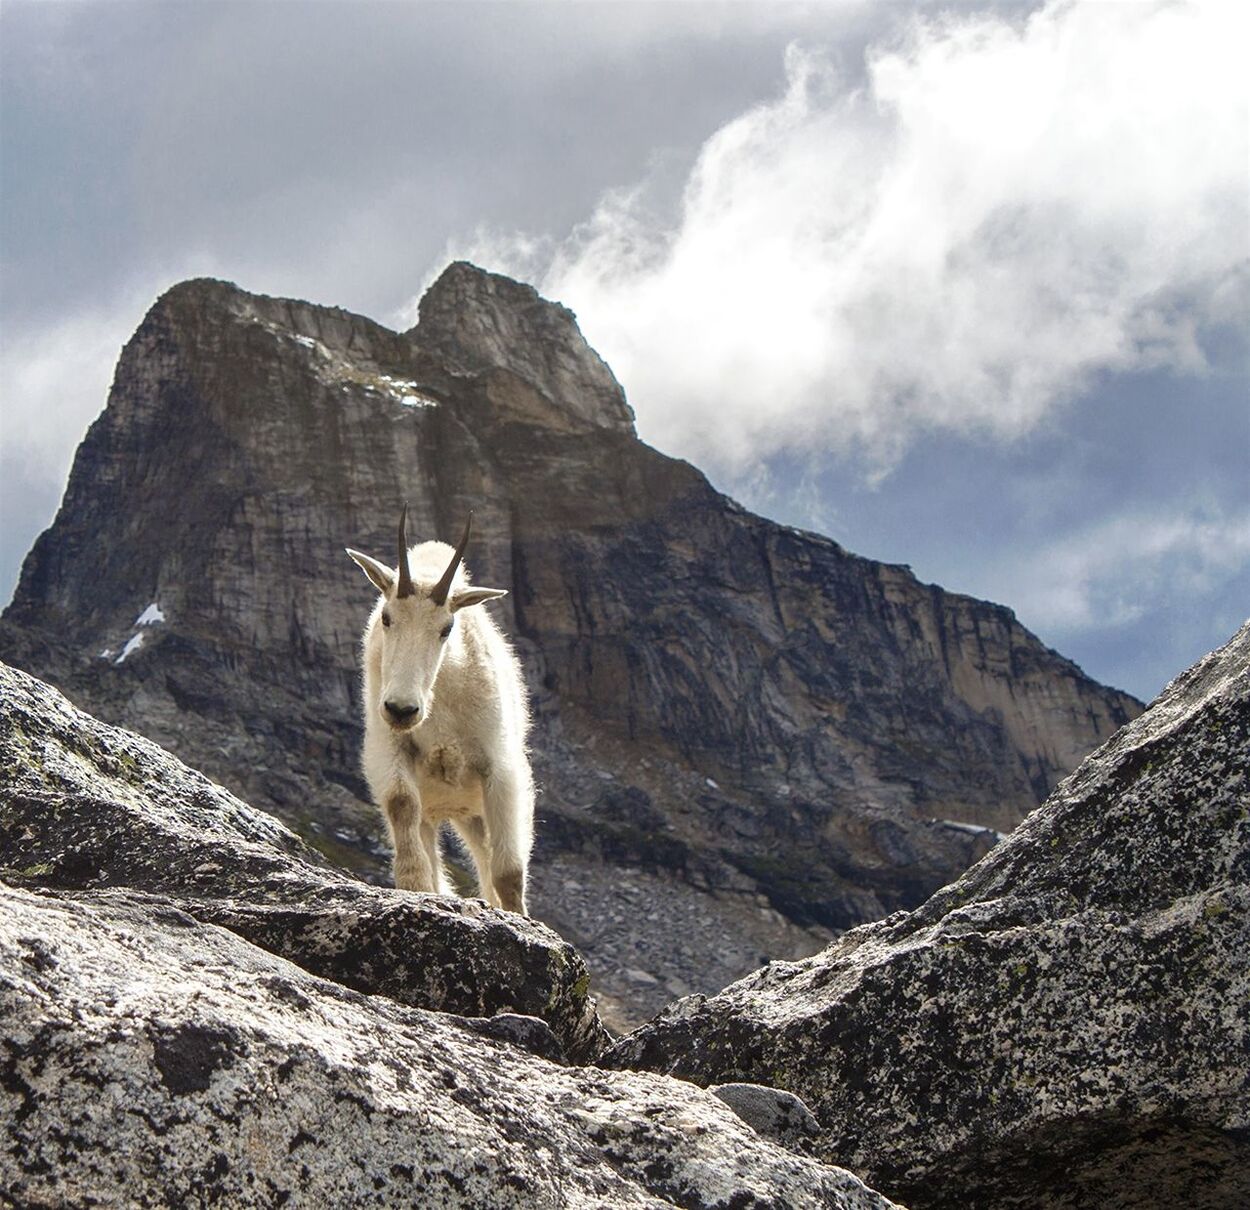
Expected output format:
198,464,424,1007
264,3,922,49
377,375,439,408
134,602,165,627
936,819,1008,843
292,335,316,349
114,633,145,665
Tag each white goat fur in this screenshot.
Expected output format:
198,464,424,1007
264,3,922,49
349,535,534,915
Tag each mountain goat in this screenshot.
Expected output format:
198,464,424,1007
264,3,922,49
346,507,534,915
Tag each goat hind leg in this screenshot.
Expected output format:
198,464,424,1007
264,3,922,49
452,815,500,907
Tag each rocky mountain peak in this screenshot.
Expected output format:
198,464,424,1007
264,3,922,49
412,260,635,434
148,274,412,368
1,266,1141,1028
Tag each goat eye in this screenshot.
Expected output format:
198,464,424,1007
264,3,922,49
381,611,392,628
440,622,453,640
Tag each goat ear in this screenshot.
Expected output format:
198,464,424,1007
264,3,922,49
449,586,508,612
345,548,395,595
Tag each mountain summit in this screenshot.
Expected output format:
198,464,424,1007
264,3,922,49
414,261,635,433
0,263,1140,1026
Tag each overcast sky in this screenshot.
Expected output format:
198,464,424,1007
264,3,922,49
2,0,1246,702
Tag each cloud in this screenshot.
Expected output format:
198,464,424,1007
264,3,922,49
0,286,167,605
450,0,1249,480
986,503,1250,634
0,307,137,478
2,0,890,605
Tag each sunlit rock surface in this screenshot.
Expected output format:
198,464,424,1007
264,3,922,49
0,883,903,1209
0,660,606,1063
0,661,901,1208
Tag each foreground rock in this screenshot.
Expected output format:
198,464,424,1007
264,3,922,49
0,264,1140,1024
0,883,903,1209
606,623,1250,1209
0,660,606,1062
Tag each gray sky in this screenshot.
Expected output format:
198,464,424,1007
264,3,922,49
2,0,1246,703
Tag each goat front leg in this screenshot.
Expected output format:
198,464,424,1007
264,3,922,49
366,724,447,895
383,789,440,893
418,818,452,895
482,764,535,916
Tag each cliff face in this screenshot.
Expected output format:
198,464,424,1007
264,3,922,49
0,263,1140,1025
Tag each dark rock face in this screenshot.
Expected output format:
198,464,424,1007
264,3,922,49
0,881,903,1209
604,623,1250,1210
0,262,1140,1026
0,660,606,1063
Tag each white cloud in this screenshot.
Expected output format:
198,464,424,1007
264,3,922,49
447,0,1249,481
984,503,1250,633
0,307,136,481
0,256,223,492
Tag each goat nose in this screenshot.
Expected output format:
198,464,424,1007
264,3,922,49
384,700,421,723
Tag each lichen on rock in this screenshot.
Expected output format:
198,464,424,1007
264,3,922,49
0,881,903,1209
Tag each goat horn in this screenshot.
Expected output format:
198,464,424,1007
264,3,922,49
430,512,473,605
395,503,416,599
